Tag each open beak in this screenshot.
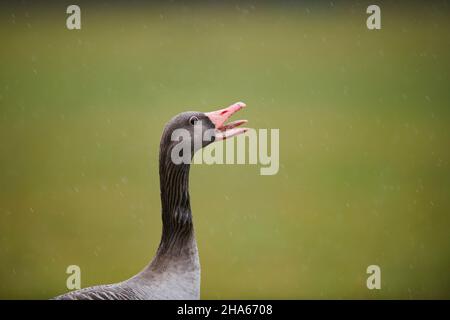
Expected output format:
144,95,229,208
205,102,249,141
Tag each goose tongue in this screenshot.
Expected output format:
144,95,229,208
205,102,249,141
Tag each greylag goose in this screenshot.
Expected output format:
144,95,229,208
53,102,248,300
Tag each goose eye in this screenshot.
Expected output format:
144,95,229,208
189,116,199,125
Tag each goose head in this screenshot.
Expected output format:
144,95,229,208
160,102,248,162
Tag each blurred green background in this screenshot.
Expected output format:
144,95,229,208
0,1,449,299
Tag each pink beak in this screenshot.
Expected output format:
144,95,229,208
205,102,249,141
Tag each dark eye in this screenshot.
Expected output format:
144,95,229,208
189,116,199,125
